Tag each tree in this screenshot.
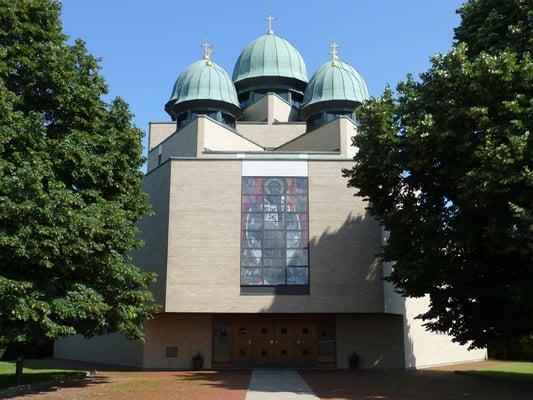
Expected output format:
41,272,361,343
0,0,158,381
344,0,532,348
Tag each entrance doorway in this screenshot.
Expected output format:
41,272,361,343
212,315,336,367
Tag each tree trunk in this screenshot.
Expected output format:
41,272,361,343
15,356,23,386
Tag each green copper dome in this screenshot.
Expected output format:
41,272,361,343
167,59,240,109
302,61,369,108
232,34,308,85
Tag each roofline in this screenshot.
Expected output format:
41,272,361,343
148,114,264,154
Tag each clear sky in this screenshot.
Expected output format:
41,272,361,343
60,0,465,160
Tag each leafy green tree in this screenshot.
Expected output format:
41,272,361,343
0,0,158,379
344,0,532,348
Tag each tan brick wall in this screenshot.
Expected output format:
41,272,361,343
148,122,176,150
131,162,171,306
142,313,212,369
147,120,198,172
278,117,358,158
200,117,263,153
235,122,307,148
402,296,487,369
164,159,383,313
336,314,405,369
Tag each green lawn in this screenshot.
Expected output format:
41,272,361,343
465,361,533,384
0,360,82,389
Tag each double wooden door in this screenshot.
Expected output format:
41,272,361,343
231,318,319,366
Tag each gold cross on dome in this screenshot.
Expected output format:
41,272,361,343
330,41,340,66
201,40,213,65
266,12,276,35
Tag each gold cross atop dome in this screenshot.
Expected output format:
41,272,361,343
330,41,339,66
265,12,276,35
201,41,213,66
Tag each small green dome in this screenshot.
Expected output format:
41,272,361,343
167,59,240,108
232,34,308,85
302,61,369,109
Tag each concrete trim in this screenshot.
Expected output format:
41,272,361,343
242,160,308,176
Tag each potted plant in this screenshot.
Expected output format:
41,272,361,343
348,352,360,370
191,352,204,370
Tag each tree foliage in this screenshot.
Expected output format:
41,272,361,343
344,0,532,348
0,0,157,350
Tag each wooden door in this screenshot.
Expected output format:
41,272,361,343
253,320,274,365
232,320,254,365
294,320,317,365
317,319,336,365
274,319,296,365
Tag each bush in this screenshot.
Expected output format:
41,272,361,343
489,336,533,361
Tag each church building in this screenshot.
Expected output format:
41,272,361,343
55,16,486,370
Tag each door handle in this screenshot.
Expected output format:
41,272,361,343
269,339,274,344
248,340,252,345
296,340,301,345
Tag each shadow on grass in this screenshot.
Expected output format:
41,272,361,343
461,369,533,385
300,369,533,400
0,374,110,399
0,371,82,390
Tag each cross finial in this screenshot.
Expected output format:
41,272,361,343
330,41,340,66
201,41,213,66
265,12,276,35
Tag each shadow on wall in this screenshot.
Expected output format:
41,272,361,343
258,211,383,314
253,211,408,369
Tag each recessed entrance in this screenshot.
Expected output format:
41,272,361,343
212,315,336,367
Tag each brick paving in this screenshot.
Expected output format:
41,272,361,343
299,367,533,400
7,361,533,400
14,370,250,400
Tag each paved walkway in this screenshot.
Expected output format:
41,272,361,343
245,369,319,400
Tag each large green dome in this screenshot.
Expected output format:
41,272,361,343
165,59,241,119
232,34,308,85
302,61,369,109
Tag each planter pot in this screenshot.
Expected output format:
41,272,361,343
348,353,360,370
192,353,204,370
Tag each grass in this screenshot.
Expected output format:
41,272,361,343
464,361,533,384
0,360,83,389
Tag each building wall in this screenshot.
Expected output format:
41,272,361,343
336,314,404,369
164,159,383,314
382,236,487,369
241,93,299,124
269,93,300,122
54,333,143,368
138,312,404,370
131,162,171,305
402,296,487,369
149,122,176,150
143,313,212,369
236,122,307,148
278,117,358,158
199,117,263,153
147,120,198,171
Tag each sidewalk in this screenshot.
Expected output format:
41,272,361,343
245,369,319,400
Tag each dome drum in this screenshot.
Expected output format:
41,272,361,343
235,76,306,108
165,98,243,122
300,99,360,120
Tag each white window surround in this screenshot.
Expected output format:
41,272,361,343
242,160,308,177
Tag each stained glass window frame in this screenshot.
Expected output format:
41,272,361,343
240,176,309,287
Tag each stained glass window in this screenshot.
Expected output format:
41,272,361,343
241,177,309,286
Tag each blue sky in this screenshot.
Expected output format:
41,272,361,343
61,0,465,159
